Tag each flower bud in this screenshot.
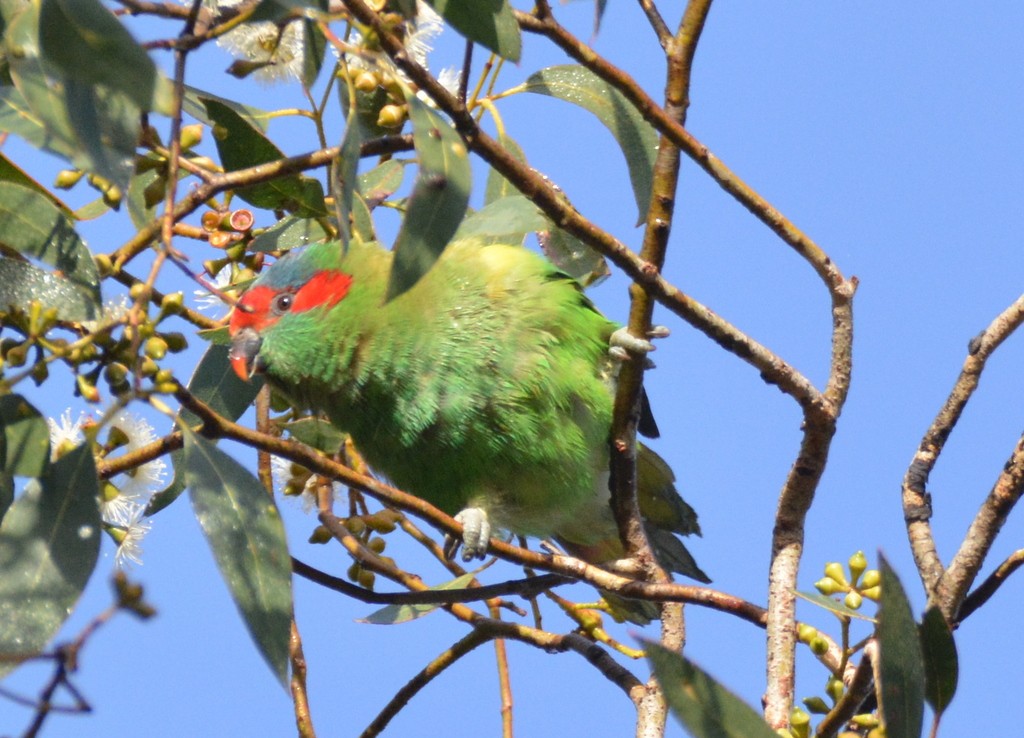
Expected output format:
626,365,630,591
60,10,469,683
797,623,817,644
144,336,168,360
368,537,386,554
860,586,881,601
308,525,332,544
844,590,863,610
376,103,407,129
54,169,84,189
814,577,842,596
179,123,204,150
809,636,829,655
860,569,880,589
848,550,867,583
354,70,379,92
803,696,830,714
824,562,849,587
826,676,844,703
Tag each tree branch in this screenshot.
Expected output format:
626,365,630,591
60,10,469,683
902,292,1024,599
957,548,1024,622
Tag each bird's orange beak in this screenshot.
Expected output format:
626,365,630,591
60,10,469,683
228,327,263,381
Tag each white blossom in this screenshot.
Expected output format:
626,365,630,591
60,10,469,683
47,409,86,453
109,502,152,569
193,266,233,316
106,409,167,512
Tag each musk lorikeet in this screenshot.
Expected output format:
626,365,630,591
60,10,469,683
228,236,706,616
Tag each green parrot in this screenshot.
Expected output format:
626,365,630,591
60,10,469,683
228,236,706,615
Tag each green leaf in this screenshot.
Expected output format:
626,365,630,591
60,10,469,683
250,0,327,22
454,194,546,243
358,159,407,203
920,605,958,716
0,444,101,678
0,181,101,303
299,18,326,88
386,94,470,300
794,590,877,623
0,473,12,523
182,85,272,131
483,131,525,205
537,225,609,288
426,0,520,62
644,642,778,738
877,554,925,738
0,87,77,163
0,394,50,478
521,65,658,224
359,572,476,625
332,93,365,249
249,215,329,253
282,417,346,454
183,427,293,688
0,257,99,321
4,4,139,189
351,192,376,242
204,97,327,217
39,0,171,114
0,151,73,215
146,343,263,515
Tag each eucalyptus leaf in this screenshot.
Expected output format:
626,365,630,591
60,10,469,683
920,605,958,716
0,257,99,321
250,215,329,253
39,0,171,113
795,590,877,622
0,444,101,678
0,151,73,215
454,194,547,242
644,642,778,738
184,427,293,688
204,97,327,217
521,65,658,224
386,94,470,301
146,343,263,515
0,394,50,478
426,0,520,62
877,554,925,738
483,131,525,205
282,417,346,453
359,573,476,625
0,181,100,303
182,85,272,131
357,159,406,203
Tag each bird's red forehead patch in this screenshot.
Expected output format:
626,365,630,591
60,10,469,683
229,285,275,333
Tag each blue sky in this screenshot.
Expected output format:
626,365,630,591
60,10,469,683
4,3,1024,736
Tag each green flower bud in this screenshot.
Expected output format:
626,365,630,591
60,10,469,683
848,550,868,583
308,525,332,544
368,537,387,554
344,517,366,535
142,175,168,209
162,331,188,352
179,123,204,150
809,636,829,656
94,253,114,277
860,586,881,601
814,577,842,596
789,707,810,738
824,561,849,587
354,70,379,92
77,374,101,402
54,169,84,189
357,569,376,589
376,103,407,129
844,591,863,610
797,623,818,644
802,696,830,714
826,676,844,703
851,713,879,728
144,336,168,360
860,569,881,589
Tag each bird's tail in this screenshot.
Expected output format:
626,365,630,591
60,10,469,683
556,445,708,624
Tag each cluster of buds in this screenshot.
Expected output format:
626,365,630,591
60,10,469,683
814,551,880,610
314,508,404,591
201,208,262,299
349,65,410,130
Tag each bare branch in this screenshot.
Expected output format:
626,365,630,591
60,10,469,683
958,548,1024,622
902,292,1024,599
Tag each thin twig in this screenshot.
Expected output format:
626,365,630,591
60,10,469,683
958,548,1024,622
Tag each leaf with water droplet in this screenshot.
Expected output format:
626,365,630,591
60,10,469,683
0,444,100,677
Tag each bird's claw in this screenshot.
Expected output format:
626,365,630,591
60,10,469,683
447,507,492,561
609,326,669,368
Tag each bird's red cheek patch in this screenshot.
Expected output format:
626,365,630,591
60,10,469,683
292,270,353,312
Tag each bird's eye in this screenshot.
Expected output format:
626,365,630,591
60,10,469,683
271,293,294,315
